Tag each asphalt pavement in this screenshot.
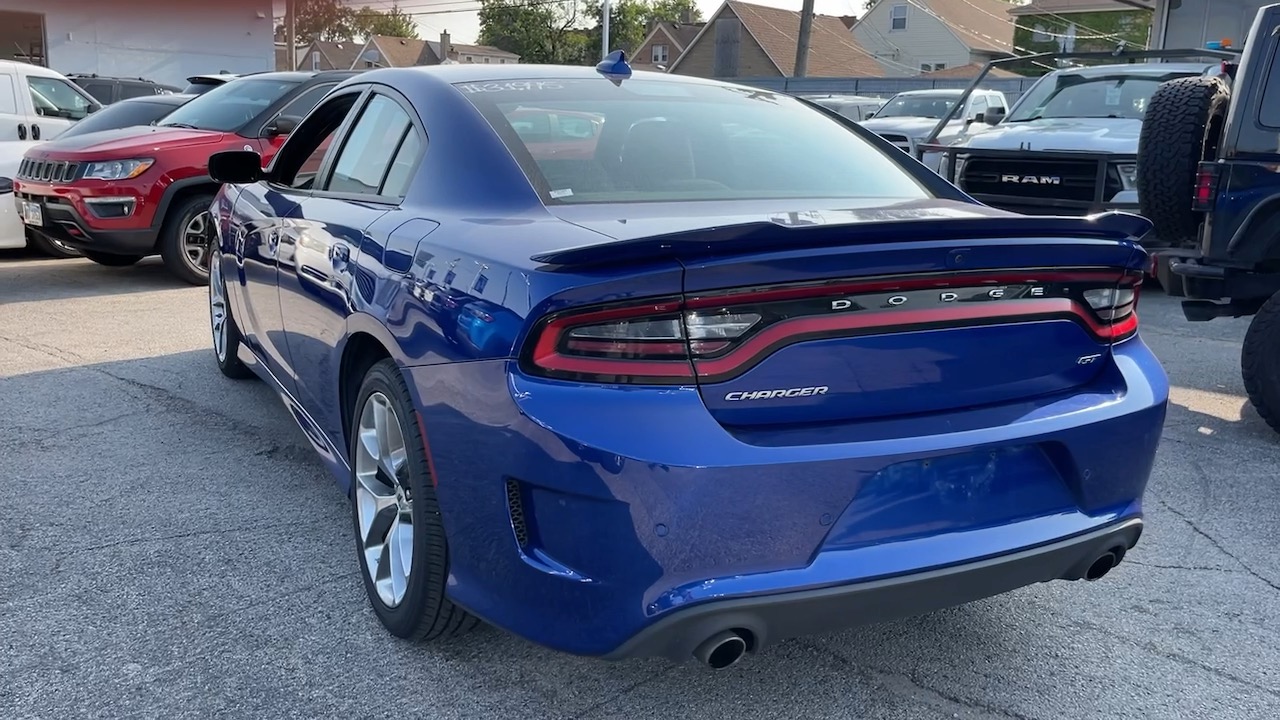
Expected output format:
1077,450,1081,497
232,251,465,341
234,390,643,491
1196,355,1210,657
1,251,1277,719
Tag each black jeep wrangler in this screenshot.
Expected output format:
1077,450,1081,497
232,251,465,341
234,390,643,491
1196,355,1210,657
1136,2,1280,434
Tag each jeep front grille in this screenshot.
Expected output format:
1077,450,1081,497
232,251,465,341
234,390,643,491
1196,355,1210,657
17,158,80,183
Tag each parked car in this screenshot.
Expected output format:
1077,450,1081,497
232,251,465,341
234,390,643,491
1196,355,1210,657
0,60,101,142
11,70,357,283
858,88,1007,160
0,139,77,257
53,93,194,141
67,73,181,104
205,60,1167,667
801,94,885,122
181,73,239,95
1135,3,1280,434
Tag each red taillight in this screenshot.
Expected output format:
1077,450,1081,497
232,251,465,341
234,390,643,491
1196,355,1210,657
1193,162,1220,211
521,271,1142,384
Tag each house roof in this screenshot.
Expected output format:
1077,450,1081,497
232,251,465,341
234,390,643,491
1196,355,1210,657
911,0,1016,54
921,61,1023,78
655,21,705,49
1007,0,1153,15
368,35,430,67
426,40,521,61
307,40,363,71
673,0,882,77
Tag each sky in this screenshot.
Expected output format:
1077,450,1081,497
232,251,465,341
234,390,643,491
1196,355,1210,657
357,0,865,46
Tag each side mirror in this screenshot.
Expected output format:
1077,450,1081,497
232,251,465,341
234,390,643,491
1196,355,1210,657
983,107,1006,126
209,150,264,184
265,114,301,137
0,177,13,194
864,111,875,119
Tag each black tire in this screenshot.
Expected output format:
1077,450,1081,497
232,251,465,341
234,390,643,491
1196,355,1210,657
82,250,143,267
26,229,80,259
350,359,479,641
1242,292,1280,436
209,257,254,380
1137,75,1230,247
159,193,216,285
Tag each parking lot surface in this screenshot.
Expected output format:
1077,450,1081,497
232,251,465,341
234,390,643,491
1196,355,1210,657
1,251,1278,719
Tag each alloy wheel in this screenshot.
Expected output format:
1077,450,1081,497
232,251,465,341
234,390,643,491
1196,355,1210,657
209,257,228,362
183,210,212,275
354,392,414,608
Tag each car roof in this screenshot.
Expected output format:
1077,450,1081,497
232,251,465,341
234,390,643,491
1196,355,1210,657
1048,62,1215,78
892,89,968,97
115,93,195,105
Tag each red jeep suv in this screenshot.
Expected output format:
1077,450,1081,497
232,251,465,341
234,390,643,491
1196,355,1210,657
12,70,359,284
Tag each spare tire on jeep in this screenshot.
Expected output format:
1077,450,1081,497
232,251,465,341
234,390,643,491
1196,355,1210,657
1136,75,1230,246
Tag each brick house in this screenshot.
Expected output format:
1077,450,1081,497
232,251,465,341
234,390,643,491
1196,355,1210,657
668,0,881,79
291,40,363,71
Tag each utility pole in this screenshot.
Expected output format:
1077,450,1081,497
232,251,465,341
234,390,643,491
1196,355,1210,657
286,0,297,69
602,0,611,60
794,0,815,77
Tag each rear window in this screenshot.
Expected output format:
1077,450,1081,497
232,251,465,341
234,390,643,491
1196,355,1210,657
59,99,182,139
458,78,929,205
159,78,299,132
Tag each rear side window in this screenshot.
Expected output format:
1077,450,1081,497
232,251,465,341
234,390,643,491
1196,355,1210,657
458,78,928,205
326,93,422,198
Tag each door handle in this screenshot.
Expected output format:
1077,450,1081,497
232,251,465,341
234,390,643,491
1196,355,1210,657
31,124,40,141
16,124,25,140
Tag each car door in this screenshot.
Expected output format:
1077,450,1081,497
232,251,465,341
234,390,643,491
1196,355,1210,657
280,87,426,449
0,69,21,141
231,85,369,398
24,72,97,140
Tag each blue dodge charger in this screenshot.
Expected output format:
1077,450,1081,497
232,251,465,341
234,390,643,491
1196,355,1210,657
206,59,1168,669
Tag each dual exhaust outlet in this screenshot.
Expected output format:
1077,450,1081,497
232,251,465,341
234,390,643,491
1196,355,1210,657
689,546,1127,669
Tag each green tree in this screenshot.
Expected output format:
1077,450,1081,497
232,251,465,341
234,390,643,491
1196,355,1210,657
351,3,419,40
292,0,358,42
586,0,650,58
478,0,586,64
648,0,702,24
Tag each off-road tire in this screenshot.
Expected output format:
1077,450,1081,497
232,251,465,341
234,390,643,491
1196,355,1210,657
350,359,480,641
1242,291,1280,435
1137,75,1230,247
159,193,216,285
26,229,80,259
82,250,143,267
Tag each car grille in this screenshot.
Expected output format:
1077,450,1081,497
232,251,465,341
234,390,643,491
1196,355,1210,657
17,158,80,183
959,157,1121,204
876,133,913,154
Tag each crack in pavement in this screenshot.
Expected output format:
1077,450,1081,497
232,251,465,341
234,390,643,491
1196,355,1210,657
566,666,679,720
1150,495,1280,593
800,639,1033,719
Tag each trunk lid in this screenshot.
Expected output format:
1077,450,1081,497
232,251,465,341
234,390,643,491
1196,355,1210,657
532,200,1147,428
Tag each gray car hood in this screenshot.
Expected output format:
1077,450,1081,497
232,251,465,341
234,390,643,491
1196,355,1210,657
947,117,1141,153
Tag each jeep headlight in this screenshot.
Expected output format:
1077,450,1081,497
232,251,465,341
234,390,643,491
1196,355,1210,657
1116,163,1138,190
83,158,154,181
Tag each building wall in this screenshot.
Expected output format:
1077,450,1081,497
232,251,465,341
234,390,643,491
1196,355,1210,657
671,8,780,79
852,1,973,76
3,0,274,86
1154,0,1266,51
1012,9,1152,75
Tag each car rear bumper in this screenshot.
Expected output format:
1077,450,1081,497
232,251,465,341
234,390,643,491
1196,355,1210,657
399,337,1167,659
605,516,1143,660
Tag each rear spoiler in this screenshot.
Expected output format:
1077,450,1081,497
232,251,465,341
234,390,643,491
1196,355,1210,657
530,210,1153,269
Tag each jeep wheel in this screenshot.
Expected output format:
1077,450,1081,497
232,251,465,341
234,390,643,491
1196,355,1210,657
26,229,80,259
1242,291,1280,435
1136,75,1230,247
159,193,216,285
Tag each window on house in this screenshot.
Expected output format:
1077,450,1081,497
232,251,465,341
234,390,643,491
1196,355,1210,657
465,55,473,62
653,44,669,63
484,57,491,63
312,51,320,70
890,4,907,30
933,63,945,71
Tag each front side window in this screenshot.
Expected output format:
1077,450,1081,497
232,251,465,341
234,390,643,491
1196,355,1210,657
326,94,421,197
271,93,363,190
28,77,96,120
873,93,957,119
159,78,300,132
459,78,929,205
1005,72,1197,122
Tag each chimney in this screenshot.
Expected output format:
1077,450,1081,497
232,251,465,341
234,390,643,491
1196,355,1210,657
680,8,692,24
440,30,451,63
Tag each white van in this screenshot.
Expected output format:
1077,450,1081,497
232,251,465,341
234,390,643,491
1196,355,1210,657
0,60,101,143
